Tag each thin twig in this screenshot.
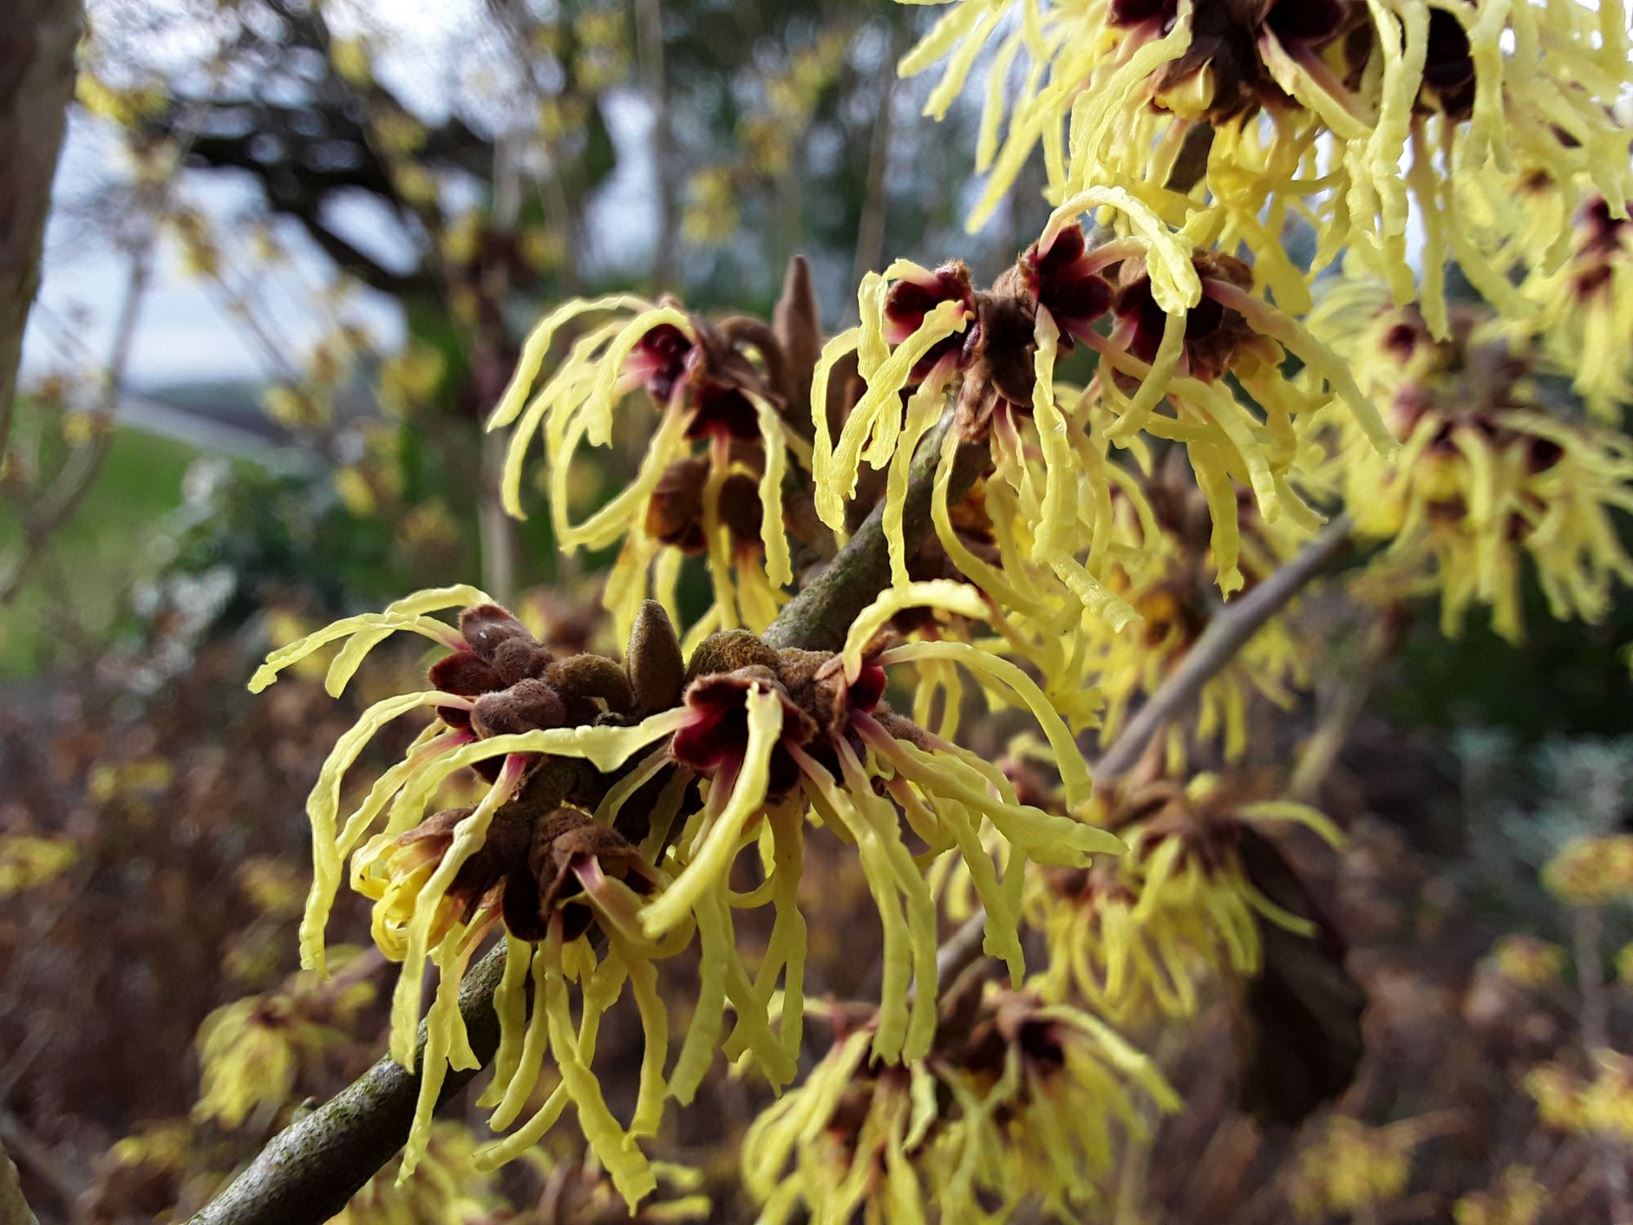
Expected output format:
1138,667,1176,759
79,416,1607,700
1094,514,1354,781
1287,609,1397,803
931,511,1356,984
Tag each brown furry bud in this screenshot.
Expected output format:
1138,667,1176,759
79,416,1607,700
459,603,534,662
544,655,636,717
471,678,566,737
625,600,686,714
684,628,780,682
428,650,502,697
489,636,552,686
645,457,709,550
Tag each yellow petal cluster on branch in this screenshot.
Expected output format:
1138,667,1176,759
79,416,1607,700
742,989,1176,1224
899,0,1632,335
249,587,1121,1200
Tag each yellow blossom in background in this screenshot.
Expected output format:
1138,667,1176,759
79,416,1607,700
1288,1116,1427,1221
75,71,166,127
260,608,333,684
0,835,77,899
1581,1051,1633,1143
1543,835,1633,907
400,501,462,556
371,109,427,158
333,1122,500,1224
1617,942,1633,990
1515,196,1633,423
1525,1060,1588,1132
1489,934,1567,991
392,161,439,208
1311,286,1633,643
237,856,309,920
87,757,173,803
681,168,741,248
520,224,565,272
379,343,447,416
1025,773,1342,1022
572,10,631,92
328,38,373,88
1453,1166,1546,1225
439,210,485,267
170,207,222,279
194,950,377,1128
263,384,332,430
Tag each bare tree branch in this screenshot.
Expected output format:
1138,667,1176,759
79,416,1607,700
1094,514,1354,780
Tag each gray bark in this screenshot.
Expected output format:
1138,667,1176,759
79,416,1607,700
0,0,83,453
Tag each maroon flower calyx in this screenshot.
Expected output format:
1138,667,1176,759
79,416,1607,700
670,667,816,798
1114,249,1269,382
627,312,782,443
1020,224,1114,346
1419,8,1476,119
883,261,980,385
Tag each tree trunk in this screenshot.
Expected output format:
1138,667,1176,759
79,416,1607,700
0,0,83,454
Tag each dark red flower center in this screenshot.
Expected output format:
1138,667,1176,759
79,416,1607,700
1023,226,1113,344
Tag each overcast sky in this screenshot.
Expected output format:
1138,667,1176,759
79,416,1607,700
21,0,662,394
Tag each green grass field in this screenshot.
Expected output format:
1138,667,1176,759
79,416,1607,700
0,406,201,677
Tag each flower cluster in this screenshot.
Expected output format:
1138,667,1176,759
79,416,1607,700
486,270,822,647
900,0,1632,335
1516,195,1633,422
1542,834,1633,906
193,948,378,1128
741,988,1177,1223
1022,772,1342,1021
1310,285,1633,641
250,580,1121,1194
823,203,1388,608
1287,1115,1430,1221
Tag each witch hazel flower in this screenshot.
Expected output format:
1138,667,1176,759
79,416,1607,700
250,592,698,1191
900,0,1633,337
485,270,820,644
741,986,1177,1224
638,580,1123,1072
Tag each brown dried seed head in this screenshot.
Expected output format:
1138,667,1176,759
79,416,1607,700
625,600,686,715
